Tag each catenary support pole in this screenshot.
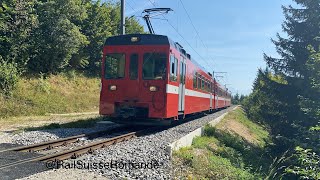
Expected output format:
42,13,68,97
121,0,125,35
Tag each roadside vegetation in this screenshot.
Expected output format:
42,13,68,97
0,73,100,118
241,0,320,178
173,108,272,179
0,0,145,125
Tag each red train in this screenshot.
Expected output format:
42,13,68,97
99,34,231,125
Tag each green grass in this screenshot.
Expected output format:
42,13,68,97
174,147,255,179
173,108,273,179
0,73,100,118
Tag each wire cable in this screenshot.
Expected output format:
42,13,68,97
178,0,217,68
146,0,213,71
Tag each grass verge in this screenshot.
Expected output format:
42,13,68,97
0,73,100,118
0,73,101,131
173,107,272,179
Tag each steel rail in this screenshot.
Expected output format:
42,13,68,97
0,131,138,170
0,125,132,153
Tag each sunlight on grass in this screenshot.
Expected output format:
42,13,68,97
173,107,272,179
0,73,100,118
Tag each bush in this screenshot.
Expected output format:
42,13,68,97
0,60,20,96
286,147,320,179
35,73,51,94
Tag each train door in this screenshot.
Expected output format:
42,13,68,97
178,57,186,113
216,86,219,109
210,82,213,110
127,53,140,99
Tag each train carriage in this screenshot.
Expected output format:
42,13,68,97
99,34,231,125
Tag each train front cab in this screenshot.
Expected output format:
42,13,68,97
99,35,179,125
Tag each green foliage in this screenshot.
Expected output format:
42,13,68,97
244,0,320,178
204,126,248,153
27,0,89,74
35,73,51,94
125,16,145,34
174,147,256,179
286,147,320,179
74,0,112,75
310,126,320,131
0,74,100,118
232,93,246,105
0,60,20,96
0,0,37,69
174,147,194,165
0,0,145,75
174,113,274,179
201,124,272,177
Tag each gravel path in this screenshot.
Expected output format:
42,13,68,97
11,107,233,179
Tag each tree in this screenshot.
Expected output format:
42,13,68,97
72,0,112,75
108,2,144,35
0,0,37,69
232,93,240,104
264,1,320,79
27,0,88,74
73,1,145,75
245,1,320,178
125,16,144,34
262,0,320,139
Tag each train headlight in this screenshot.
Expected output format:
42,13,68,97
109,85,117,91
131,37,139,42
149,86,158,92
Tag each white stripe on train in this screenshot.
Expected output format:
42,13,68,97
166,84,230,100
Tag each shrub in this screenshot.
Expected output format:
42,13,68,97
35,73,51,94
286,147,320,179
0,60,20,96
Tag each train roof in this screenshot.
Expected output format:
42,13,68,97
105,34,209,75
105,34,171,46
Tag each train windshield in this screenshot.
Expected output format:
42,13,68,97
143,53,167,80
104,53,125,79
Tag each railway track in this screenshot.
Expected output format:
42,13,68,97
0,125,134,153
0,111,214,171
0,126,158,170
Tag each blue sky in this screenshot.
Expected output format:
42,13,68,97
121,0,293,95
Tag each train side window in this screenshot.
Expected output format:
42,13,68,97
204,80,207,91
197,75,201,89
201,79,205,90
105,53,125,79
169,55,177,81
174,57,178,77
129,54,138,80
193,72,197,89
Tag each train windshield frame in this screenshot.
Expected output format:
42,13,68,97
104,53,126,79
142,52,167,80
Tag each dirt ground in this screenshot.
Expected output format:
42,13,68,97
0,112,99,132
219,119,257,144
